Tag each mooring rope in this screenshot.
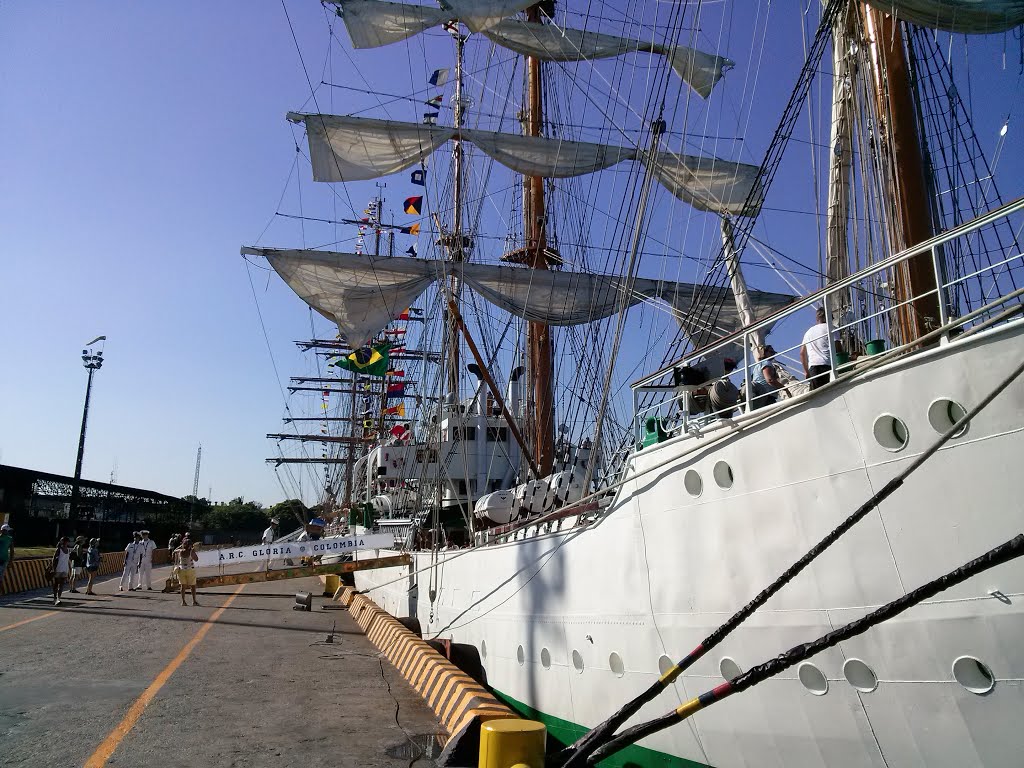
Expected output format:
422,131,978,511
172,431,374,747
560,353,1024,767
588,533,1024,764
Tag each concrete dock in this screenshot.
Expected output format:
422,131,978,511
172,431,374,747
0,565,445,767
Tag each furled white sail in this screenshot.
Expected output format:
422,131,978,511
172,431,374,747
480,18,733,98
333,0,732,96
240,247,794,347
863,0,1024,33
293,114,455,182
330,0,536,48
290,113,759,215
651,151,761,216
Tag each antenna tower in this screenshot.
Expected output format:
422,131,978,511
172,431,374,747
189,444,202,526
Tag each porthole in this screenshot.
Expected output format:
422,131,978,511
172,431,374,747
541,648,552,669
572,649,585,673
872,414,910,452
658,655,674,677
953,655,995,695
683,469,703,497
928,398,968,437
713,461,734,490
797,662,829,696
843,658,878,692
609,652,625,678
480,640,487,660
719,657,742,681
517,645,525,666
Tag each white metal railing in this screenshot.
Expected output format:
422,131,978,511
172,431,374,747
632,195,1024,444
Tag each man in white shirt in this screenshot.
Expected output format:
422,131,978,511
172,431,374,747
801,307,833,390
120,532,142,592
261,517,279,571
137,530,157,590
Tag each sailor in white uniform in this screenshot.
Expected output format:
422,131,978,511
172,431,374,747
137,530,157,590
261,517,279,571
120,532,142,592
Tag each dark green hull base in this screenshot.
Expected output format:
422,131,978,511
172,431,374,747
493,690,712,768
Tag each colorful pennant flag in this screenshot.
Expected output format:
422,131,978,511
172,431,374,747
404,196,423,215
397,309,410,320
384,328,407,336
400,223,421,236
425,94,443,108
384,403,406,417
386,369,404,378
423,112,439,125
410,169,426,186
329,343,392,377
363,419,375,429
428,68,449,87
387,383,406,399
406,244,418,257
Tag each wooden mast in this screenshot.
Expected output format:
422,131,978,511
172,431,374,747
524,3,555,476
861,6,940,343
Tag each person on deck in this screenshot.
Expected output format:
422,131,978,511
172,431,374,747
172,534,200,607
0,524,14,590
137,530,156,590
801,307,833,391
51,537,71,606
751,345,784,409
120,532,142,592
85,538,100,595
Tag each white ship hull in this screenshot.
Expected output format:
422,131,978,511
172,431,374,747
356,320,1024,767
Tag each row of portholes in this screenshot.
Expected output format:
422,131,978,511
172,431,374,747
500,642,995,697
682,460,735,498
873,398,968,453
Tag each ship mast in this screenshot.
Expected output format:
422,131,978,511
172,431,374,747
861,6,940,343
523,2,555,476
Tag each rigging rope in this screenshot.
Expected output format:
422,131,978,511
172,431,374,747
559,351,1024,767
588,532,1024,765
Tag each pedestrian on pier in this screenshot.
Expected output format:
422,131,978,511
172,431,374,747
173,534,200,606
120,531,142,592
85,538,100,595
68,535,87,593
51,537,71,606
0,524,14,590
138,530,156,590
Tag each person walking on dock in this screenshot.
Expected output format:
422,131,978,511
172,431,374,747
0,524,14,590
85,538,100,595
261,517,279,572
120,531,142,592
173,534,200,607
51,537,71,606
68,535,87,593
137,530,156,590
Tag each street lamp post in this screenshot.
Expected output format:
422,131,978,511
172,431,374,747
69,341,105,523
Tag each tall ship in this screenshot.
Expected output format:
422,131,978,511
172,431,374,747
244,1,1024,765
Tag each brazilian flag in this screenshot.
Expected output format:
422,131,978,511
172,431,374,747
330,343,392,377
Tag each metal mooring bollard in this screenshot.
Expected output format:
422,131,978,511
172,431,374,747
478,719,546,768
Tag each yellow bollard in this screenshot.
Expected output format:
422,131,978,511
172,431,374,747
323,573,340,596
478,718,546,768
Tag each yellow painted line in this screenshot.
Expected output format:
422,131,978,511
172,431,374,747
84,584,245,767
0,611,58,633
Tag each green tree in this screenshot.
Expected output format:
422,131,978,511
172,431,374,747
267,499,308,536
200,497,266,535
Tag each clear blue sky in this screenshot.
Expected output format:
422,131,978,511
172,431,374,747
2,2,1021,507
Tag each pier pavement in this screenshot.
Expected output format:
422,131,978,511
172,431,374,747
0,564,443,767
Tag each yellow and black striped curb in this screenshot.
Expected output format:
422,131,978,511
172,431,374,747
1,551,129,596
345,591,515,747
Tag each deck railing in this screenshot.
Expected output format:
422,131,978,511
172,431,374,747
631,195,1024,444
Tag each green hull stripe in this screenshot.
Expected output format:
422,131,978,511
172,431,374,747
492,690,712,768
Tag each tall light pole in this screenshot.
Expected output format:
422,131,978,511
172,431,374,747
70,337,105,523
